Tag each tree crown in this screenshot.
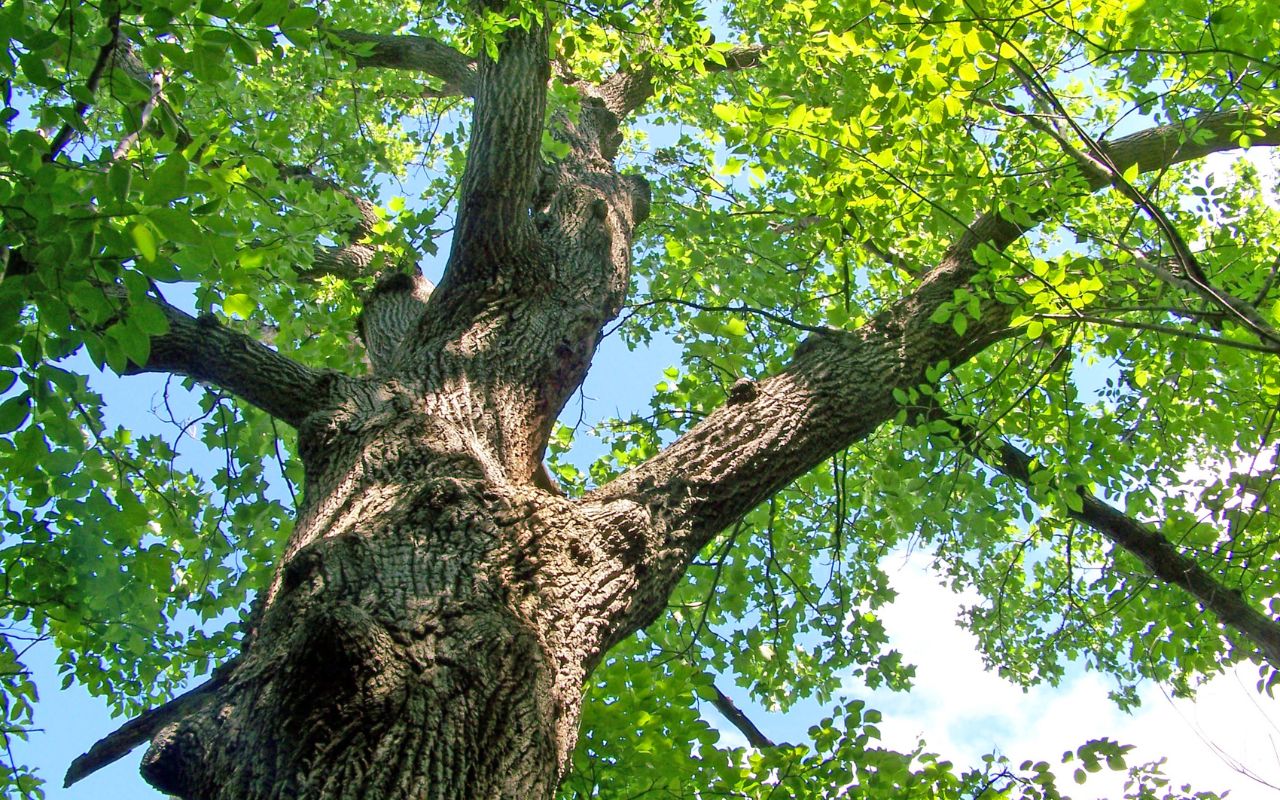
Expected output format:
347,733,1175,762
2,0,1279,795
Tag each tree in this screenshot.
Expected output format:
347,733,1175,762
1,0,1279,796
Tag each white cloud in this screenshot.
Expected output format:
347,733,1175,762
838,555,1280,799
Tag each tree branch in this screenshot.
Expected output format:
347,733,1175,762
329,29,478,96
358,271,435,373
47,0,121,160
708,683,778,750
1000,64,1280,348
438,8,549,287
277,165,380,244
127,295,342,428
984,429,1280,668
588,106,1280,627
1039,312,1280,355
64,665,234,787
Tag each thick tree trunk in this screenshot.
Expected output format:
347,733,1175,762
140,402,658,799
142,478,571,799
135,24,657,787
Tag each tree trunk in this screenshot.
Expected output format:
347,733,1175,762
140,400,661,799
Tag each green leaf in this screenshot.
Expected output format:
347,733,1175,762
108,163,132,202
223,293,256,319
0,392,31,433
280,6,319,28
132,301,170,336
143,153,189,205
130,222,159,262
254,0,290,24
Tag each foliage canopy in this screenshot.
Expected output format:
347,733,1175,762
2,0,1279,795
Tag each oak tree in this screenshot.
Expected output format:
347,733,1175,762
2,0,1279,796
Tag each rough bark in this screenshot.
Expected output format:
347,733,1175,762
124,296,345,428
330,29,478,96
58,10,1280,795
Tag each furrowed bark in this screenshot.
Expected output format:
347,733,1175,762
589,107,1280,619
358,271,435,373
75,13,665,794
127,297,342,428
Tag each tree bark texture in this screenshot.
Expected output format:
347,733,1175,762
57,9,1280,797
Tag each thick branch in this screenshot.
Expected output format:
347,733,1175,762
329,29,478,95
441,10,549,284
64,667,233,787
590,107,1280,621
358,271,435,373
129,297,340,428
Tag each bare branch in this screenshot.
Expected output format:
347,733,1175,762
65,665,234,787
638,296,830,334
708,683,779,750
1003,59,1280,348
305,243,379,281
277,166,380,243
111,68,167,162
358,271,435,373
1038,312,1280,355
